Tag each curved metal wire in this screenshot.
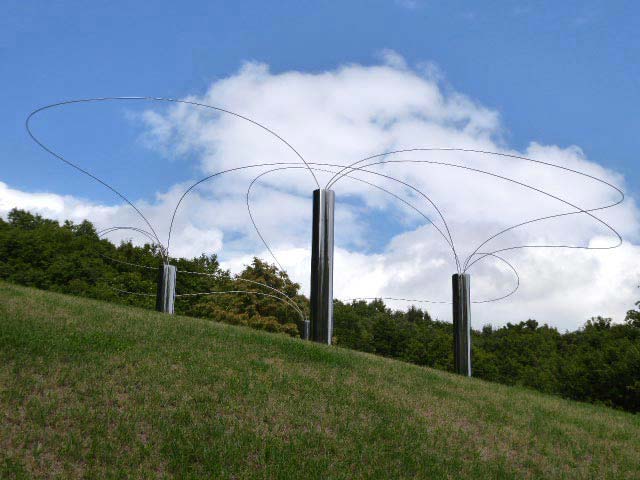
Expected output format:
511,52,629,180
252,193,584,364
339,297,449,305
246,166,523,303
246,163,460,272
337,252,519,305
167,161,324,256
177,268,306,321
29,100,625,312
175,289,306,323
331,158,623,274
167,160,460,271
109,287,155,297
465,253,520,304
27,96,320,261
99,250,307,320
98,221,306,318
331,160,461,272
27,106,164,258
326,147,624,197
98,226,164,251
99,253,158,271
326,148,624,273
97,226,167,265
98,226,158,244
245,172,287,272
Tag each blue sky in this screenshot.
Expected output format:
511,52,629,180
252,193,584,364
2,0,638,195
1,1,639,328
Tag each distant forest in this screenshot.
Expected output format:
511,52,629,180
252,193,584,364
1,209,639,413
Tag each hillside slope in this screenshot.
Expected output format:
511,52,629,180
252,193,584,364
0,282,638,479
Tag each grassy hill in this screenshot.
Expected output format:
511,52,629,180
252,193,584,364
0,282,638,479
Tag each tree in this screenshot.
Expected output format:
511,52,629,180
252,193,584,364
3,208,640,412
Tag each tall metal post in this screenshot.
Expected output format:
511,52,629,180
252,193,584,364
310,189,335,344
156,264,177,314
303,318,310,341
452,273,471,376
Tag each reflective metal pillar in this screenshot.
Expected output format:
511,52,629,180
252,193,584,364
452,273,471,376
310,189,335,344
156,264,177,314
303,318,310,340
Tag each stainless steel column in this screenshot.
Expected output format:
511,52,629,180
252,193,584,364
310,189,335,344
452,273,471,376
303,318,311,341
156,264,177,314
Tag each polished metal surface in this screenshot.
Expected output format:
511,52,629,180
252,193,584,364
452,273,471,376
310,189,335,344
156,264,177,314
303,319,311,341
27,99,627,348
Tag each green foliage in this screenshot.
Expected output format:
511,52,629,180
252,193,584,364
2,209,640,413
0,209,303,337
559,316,640,411
334,302,640,412
626,300,640,328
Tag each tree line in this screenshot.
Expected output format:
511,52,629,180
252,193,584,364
1,209,638,412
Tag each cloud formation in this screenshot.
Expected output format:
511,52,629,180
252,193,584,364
3,54,638,330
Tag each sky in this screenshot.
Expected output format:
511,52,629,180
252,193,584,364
1,0,639,330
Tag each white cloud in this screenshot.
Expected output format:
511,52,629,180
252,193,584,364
2,53,638,330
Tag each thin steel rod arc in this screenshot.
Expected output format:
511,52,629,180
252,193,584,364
326,163,461,273
98,226,162,248
464,253,520,304
465,243,611,272
347,159,623,269
245,164,460,272
168,161,317,257
340,297,449,304
333,164,461,272
98,226,167,263
327,164,460,272
246,171,287,272
26,109,165,257
462,207,622,273
169,161,459,270
328,147,624,271
325,148,624,271
27,97,318,261
108,269,305,321
99,254,158,271
234,277,305,320
98,226,156,239
326,148,624,201
175,290,306,323
338,252,519,305
109,287,155,297
177,269,306,320
28,96,318,191
339,158,622,271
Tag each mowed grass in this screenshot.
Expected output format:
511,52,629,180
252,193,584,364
0,282,638,479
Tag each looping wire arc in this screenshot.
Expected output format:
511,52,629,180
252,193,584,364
174,289,306,323
28,100,626,314
26,96,320,261
245,163,461,272
97,226,167,263
177,268,306,321
330,157,622,274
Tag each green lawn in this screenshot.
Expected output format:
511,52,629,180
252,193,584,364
0,281,638,479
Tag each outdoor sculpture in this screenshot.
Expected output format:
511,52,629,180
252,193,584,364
26,97,624,375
